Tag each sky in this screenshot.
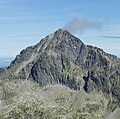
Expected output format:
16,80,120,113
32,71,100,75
0,0,120,63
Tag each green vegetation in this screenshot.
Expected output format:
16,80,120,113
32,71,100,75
107,99,118,112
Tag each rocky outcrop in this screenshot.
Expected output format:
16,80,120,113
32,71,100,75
0,29,120,101
0,68,6,75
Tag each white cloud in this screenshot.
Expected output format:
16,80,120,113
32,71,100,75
64,18,102,34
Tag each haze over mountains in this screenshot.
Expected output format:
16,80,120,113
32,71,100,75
0,29,120,119
0,57,13,68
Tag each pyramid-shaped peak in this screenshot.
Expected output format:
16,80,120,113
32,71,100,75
52,28,83,43
54,28,70,35
44,28,70,41
55,28,67,32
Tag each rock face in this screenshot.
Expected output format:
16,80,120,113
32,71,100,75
0,68,6,75
0,29,120,101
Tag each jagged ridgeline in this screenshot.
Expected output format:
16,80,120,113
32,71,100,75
0,29,120,119
0,29,120,94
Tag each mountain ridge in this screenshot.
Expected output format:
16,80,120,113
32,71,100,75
0,28,120,119
0,29,120,90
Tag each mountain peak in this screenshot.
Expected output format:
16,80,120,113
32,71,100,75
1,28,120,94
54,28,71,37
56,28,65,32
0,28,120,119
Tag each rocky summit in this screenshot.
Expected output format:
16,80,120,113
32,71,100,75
0,29,120,119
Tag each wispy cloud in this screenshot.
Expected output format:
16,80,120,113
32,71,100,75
99,36,120,39
0,32,39,38
0,16,62,20
64,18,102,34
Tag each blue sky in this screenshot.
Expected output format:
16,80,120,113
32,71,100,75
0,0,120,61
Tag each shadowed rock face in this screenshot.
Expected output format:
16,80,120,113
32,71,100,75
0,68,6,75
0,29,120,99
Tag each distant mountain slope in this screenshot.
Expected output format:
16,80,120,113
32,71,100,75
0,29,120,119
